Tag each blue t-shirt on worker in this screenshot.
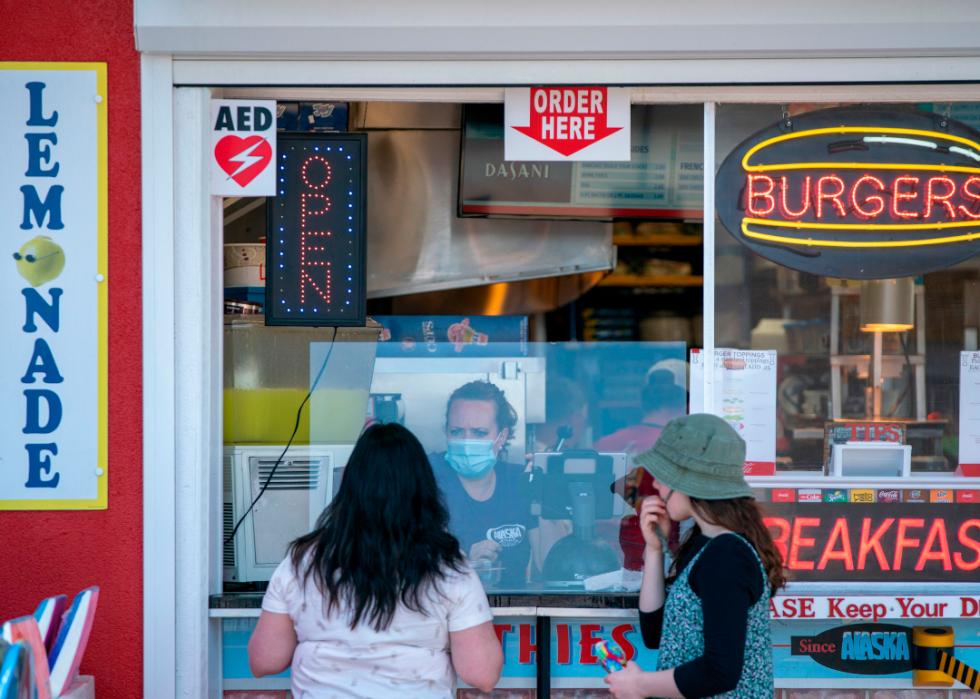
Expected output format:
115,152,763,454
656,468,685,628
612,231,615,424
429,452,537,587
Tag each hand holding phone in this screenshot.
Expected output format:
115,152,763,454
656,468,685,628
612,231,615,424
594,640,627,673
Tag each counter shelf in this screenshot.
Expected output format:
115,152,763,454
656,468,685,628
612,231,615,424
209,592,642,618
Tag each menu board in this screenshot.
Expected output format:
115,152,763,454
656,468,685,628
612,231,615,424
959,351,980,474
690,348,777,475
459,104,703,219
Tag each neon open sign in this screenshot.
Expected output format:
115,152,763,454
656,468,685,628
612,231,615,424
265,133,367,327
716,107,980,278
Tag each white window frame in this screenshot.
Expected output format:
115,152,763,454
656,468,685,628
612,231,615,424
143,59,980,698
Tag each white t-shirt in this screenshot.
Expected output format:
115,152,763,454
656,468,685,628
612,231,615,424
261,556,493,699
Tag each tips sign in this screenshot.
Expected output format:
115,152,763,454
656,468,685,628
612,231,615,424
504,87,630,161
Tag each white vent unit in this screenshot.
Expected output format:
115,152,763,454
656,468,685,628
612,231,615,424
223,454,236,581
256,458,320,489
224,445,355,582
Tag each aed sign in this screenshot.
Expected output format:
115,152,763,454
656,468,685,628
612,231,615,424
504,87,630,161
716,107,980,279
0,64,108,509
211,99,277,197
791,623,912,675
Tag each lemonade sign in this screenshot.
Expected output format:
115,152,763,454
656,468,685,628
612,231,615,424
0,64,108,509
689,349,777,476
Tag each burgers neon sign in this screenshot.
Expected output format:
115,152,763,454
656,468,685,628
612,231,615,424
716,108,980,278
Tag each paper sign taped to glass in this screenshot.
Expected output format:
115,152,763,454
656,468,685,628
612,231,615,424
689,348,777,476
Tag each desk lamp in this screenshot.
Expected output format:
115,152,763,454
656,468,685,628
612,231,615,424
860,278,914,418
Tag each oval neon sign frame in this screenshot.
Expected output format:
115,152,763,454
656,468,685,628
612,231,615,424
715,106,980,278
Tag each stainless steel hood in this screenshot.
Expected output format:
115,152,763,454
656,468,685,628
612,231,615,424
359,103,613,300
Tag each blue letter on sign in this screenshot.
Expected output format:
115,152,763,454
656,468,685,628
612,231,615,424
23,390,63,434
25,82,57,127
21,338,64,384
20,185,64,230
24,133,60,177
25,443,59,488
22,288,62,333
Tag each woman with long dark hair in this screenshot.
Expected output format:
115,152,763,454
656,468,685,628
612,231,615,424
606,414,786,699
248,423,503,698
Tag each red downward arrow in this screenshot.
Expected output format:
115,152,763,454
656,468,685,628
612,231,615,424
512,87,623,157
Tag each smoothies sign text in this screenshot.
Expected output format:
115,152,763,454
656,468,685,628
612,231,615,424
0,64,107,509
504,87,630,162
715,107,980,278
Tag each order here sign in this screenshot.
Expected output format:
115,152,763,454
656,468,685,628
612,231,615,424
504,87,630,161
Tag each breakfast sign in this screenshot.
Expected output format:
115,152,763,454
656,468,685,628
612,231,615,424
716,107,980,279
762,503,980,582
0,64,108,509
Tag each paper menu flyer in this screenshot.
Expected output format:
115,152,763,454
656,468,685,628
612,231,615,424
959,351,980,471
690,349,777,475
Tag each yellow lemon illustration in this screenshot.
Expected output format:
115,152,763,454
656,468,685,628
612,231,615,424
14,236,65,287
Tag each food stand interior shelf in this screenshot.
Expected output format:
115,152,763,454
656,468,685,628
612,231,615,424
599,274,703,287
612,234,703,247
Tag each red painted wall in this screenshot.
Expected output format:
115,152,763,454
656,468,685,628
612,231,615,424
1,1,142,698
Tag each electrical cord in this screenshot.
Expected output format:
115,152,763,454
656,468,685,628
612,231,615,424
224,331,337,547
886,333,915,418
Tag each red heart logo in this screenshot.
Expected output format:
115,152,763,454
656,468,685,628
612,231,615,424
214,135,272,187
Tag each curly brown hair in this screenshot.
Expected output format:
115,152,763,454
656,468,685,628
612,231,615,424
670,496,787,596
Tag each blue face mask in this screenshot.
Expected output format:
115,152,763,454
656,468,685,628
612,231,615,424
445,436,501,479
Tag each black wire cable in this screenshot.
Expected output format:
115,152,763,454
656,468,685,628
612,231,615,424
224,331,337,546
886,333,914,418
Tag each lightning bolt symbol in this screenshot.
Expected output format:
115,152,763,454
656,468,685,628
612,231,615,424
226,139,267,179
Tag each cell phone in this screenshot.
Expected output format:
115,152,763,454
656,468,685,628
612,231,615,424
594,640,626,673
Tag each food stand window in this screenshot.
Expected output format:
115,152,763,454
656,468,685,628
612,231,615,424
711,102,980,481
709,101,980,689
215,97,706,695
213,93,980,697
219,100,705,596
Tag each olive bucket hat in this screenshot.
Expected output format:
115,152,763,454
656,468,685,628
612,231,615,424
634,413,755,500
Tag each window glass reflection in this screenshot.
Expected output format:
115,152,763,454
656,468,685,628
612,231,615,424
367,338,688,593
